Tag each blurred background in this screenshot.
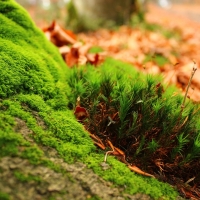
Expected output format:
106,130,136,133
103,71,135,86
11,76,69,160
16,0,200,31
14,0,200,102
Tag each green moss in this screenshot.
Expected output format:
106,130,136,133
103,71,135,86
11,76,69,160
14,170,42,183
0,1,185,199
95,152,175,199
0,0,68,100
39,110,95,163
1,92,178,199
21,146,44,165
0,108,29,157
85,153,178,199
0,192,10,200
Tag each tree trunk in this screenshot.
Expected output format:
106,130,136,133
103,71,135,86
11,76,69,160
70,0,142,30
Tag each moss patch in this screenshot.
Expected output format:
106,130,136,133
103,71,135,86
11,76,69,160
0,0,68,100
14,170,42,183
0,192,10,200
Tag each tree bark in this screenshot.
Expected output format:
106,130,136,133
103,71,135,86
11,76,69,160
72,0,141,27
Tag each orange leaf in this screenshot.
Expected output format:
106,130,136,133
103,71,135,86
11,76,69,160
43,21,76,47
87,53,99,66
65,47,79,67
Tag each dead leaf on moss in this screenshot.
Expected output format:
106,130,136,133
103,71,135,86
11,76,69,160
43,20,76,46
74,96,88,121
43,21,105,67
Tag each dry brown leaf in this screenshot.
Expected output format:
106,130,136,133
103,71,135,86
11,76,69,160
65,47,79,67
43,21,76,46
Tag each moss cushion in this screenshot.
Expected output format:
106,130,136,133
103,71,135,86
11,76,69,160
0,0,68,99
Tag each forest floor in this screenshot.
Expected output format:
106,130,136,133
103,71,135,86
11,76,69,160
3,2,200,200
74,3,200,102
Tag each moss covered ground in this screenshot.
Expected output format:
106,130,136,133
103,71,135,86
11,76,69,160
0,0,196,199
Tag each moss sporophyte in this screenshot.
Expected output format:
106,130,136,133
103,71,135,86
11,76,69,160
0,0,199,199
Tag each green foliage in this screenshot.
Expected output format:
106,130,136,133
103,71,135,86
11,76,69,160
147,139,160,153
171,133,189,159
67,57,200,184
1,96,95,164
0,107,28,157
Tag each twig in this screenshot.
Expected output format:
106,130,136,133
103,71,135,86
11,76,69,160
181,61,197,108
76,96,81,106
107,116,116,126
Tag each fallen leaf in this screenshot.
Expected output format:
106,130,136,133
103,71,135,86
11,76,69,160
74,106,88,121
65,47,79,67
43,21,76,46
128,165,155,178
